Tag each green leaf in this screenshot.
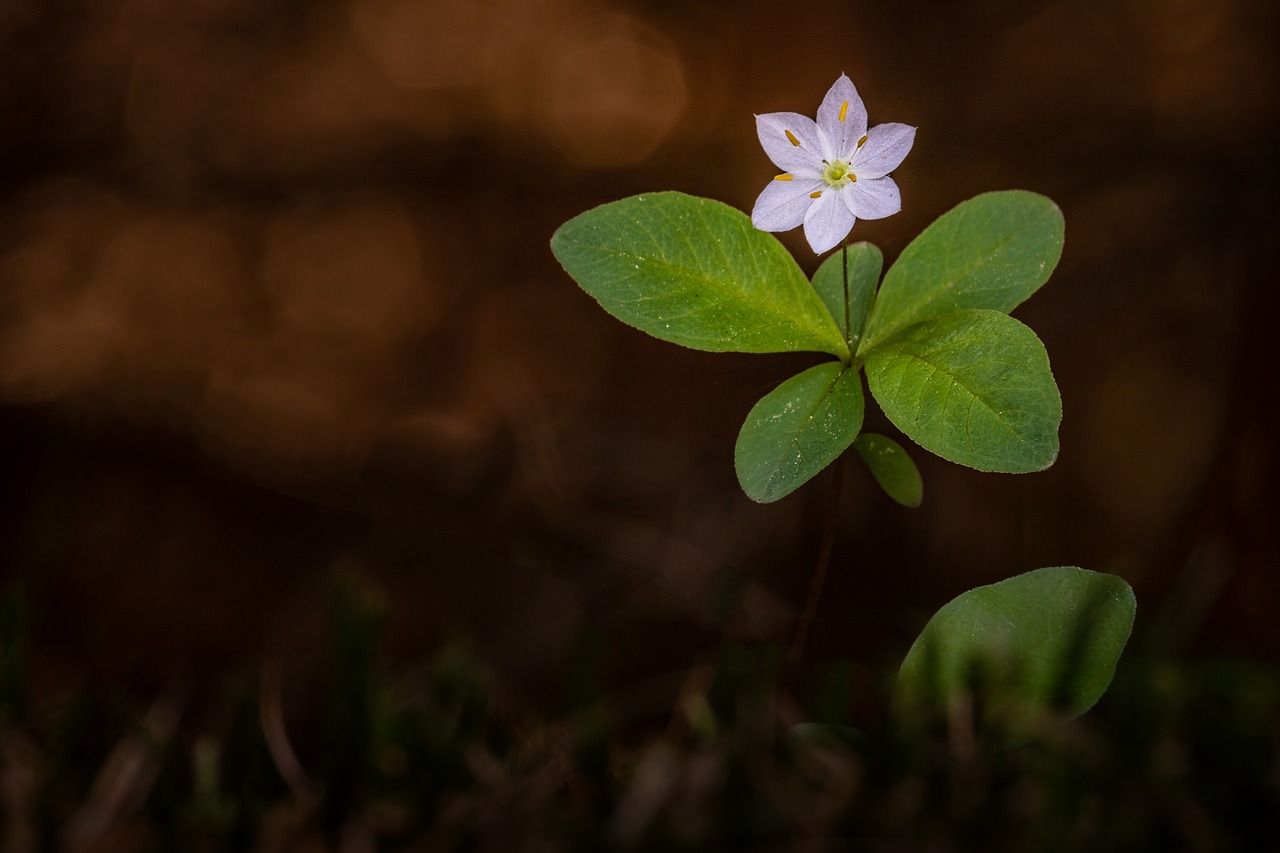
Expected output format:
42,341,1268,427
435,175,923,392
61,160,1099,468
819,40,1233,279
853,433,922,507
859,191,1064,354
811,242,882,353
895,567,1137,725
735,362,864,503
551,192,848,358
863,310,1060,473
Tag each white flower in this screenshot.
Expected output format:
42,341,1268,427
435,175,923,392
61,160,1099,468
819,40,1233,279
751,74,916,254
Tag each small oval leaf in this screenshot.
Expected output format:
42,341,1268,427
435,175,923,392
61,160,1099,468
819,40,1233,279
735,362,864,503
551,192,848,357
853,433,923,507
811,242,882,353
863,310,1061,473
895,566,1137,725
859,191,1064,354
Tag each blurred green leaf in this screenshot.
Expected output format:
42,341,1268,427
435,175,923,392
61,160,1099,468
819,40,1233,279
735,362,863,502
853,433,923,507
863,309,1061,473
551,192,848,357
859,191,1064,354
895,566,1136,722
811,242,882,352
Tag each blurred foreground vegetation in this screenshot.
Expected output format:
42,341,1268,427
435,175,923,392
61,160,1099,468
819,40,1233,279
1,576,1277,852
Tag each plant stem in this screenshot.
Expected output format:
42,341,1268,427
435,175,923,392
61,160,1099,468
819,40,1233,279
789,240,852,667
842,238,852,352
788,453,847,666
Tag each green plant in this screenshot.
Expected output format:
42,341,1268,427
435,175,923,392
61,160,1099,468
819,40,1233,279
551,74,1134,723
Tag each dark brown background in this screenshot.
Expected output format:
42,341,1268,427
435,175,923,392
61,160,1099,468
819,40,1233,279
1,0,1276,710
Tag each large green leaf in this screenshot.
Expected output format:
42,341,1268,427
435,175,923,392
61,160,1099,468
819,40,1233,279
895,567,1137,724
551,192,848,358
735,362,863,503
811,242,882,354
863,310,1060,473
853,433,923,508
859,191,1064,354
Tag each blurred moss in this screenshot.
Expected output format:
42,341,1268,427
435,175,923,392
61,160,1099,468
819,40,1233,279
0,576,1276,850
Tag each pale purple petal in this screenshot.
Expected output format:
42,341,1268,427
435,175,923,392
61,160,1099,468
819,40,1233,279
816,74,868,160
756,112,826,174
851,123,915,179
751,177,822,232
842,176,901,220
803,189,856,254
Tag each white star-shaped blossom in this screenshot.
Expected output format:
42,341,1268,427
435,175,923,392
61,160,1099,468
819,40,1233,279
751,74,916,254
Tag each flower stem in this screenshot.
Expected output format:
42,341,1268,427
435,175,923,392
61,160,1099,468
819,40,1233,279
787,452,847,667
788,240,852,667
842,238,853,352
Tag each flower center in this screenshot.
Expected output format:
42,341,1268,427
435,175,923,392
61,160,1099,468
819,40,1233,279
822,159,857,188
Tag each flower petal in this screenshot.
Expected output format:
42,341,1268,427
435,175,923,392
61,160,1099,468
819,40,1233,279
816,74,868,161
756,112,826,174
842,175,901,220
851,123,915,179
752,176,822,232
803,189,856,254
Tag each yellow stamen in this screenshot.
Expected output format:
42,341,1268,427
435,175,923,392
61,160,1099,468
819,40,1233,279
773,173,793,182
809,190,822,199
848,173,857,182
838,101,849,122
857,134,868,148
784,129,801,146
